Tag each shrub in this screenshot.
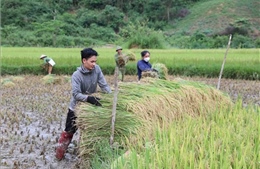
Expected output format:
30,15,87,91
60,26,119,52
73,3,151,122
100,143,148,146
120,21,165,49
87,23,117,43
231,34,255,48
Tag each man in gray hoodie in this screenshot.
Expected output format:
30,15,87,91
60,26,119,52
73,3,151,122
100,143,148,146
56,48,111,160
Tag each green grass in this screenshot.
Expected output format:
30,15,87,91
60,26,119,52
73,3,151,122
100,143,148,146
1,47,259,79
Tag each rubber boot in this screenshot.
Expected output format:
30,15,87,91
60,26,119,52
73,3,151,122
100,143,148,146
56,131,73,160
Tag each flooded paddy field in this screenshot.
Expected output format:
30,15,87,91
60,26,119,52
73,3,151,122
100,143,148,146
0,75,259,169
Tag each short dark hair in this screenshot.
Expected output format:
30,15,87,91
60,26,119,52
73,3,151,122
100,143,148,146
81,48,98,61
141,50,150,57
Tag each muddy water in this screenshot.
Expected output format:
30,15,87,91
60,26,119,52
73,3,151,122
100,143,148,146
0,75,259,169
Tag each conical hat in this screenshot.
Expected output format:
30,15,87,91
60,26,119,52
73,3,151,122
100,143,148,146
40,54,47,59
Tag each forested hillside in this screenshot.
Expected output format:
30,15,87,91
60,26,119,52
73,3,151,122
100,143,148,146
1,0,259,48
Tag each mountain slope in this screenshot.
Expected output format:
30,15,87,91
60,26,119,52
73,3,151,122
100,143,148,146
171,0,260,38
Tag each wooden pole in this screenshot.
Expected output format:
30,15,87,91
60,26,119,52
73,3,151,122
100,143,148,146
110,67,119,146
217,34,232,90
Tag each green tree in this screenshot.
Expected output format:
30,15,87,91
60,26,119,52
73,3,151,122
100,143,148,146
33,20,65,47
100,5,125,32
1,0,50,28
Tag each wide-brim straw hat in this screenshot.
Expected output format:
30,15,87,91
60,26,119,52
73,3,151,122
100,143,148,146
40,54,47,59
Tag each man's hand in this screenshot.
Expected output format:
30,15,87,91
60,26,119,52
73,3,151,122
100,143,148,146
152,68,158,72
87,96,102,106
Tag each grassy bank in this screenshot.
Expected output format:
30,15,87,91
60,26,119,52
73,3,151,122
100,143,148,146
1,47,259,80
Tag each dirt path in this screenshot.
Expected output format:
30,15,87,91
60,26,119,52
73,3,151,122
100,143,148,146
0,75,259,169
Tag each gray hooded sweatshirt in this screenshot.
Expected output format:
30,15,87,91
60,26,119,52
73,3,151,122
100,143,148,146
69,64,111,111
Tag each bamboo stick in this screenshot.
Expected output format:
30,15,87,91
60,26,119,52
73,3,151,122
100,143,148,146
217,34,232,90
110,67,119,146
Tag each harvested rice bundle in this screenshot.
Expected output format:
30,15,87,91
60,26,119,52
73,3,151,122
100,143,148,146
117,56,126,67
125,50,136,61
10,76,25,82
62,75,71,83
0,76,25,88
42,74,61,84
77,78,232,160
117,51,136,68
152,63,168,80
141,71,159,79
141,63,168,80
1,78,15,87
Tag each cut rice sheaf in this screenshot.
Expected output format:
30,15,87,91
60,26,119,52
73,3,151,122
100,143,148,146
76,78,233,161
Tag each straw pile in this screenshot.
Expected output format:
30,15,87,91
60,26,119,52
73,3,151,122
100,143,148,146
76,78,232,160
0,76,25,88
41,74,61,84
10,76,25,82
1,78,16,87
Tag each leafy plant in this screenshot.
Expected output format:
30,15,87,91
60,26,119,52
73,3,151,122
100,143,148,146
119,21,165,49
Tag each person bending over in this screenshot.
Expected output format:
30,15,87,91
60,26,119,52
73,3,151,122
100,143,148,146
40,54,55,74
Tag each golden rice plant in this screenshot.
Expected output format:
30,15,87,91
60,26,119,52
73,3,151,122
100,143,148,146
76,78,233,161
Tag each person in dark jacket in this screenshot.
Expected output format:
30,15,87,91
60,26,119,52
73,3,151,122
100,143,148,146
55,48,111,160
137,50,153,81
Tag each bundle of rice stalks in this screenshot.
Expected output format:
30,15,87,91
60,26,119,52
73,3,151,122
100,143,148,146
62,75,71,83
141,71,159,79
10,76,25,82
152,63,168,80
125,50,136,61
1,78,15,87
41,74,61,84
118,56,126,67
76,78,233,161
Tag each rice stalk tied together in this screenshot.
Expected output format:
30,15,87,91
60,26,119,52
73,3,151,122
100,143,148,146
1,79,16,87
142,71,159,79
141,63,168,80
118,50,136,67
0,76,26,88
152,63,168,80
41,74,61,84
117,56,126,67
76,78,233,160
125,50,136,61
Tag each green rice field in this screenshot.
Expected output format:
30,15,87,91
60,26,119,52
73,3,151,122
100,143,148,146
1,47,259,80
